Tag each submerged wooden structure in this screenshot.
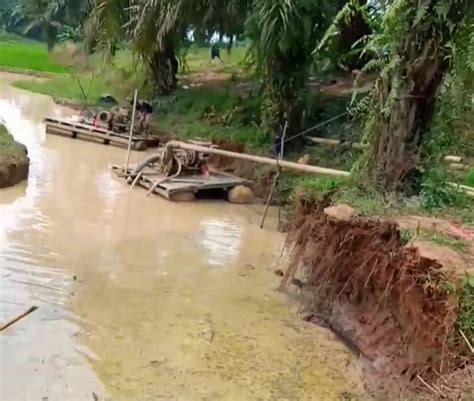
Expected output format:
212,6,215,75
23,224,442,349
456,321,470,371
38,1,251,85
112,163,249,201
45,117,160,151
111,140,350,202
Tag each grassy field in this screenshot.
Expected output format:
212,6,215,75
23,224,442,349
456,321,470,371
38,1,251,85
183,46,248,75
2,41,143,103
4,42,249,101
13,75,110,103
0,37,70,74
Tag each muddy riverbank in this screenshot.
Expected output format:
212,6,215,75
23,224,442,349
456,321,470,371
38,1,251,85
0,73,368,400
282,204,474,400
0,123,29,188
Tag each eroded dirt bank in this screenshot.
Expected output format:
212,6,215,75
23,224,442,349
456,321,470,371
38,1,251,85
282,204,474,399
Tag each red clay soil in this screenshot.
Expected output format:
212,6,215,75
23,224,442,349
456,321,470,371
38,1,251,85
282,205,473,399
209,142,279,199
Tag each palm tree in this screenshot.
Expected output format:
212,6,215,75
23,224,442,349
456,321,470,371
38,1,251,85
360,0,472,188
93,0,251,95
317,0,472,189
248,0,335,139
20,0,92,50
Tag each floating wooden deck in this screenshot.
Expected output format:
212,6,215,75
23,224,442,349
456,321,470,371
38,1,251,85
112,164,249,201
45,117,160,151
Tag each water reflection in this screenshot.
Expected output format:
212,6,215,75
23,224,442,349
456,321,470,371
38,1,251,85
199,218,243,267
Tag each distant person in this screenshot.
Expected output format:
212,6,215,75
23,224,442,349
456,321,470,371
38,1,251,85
211,44,221,62
137,101,153,137
171,54,179,76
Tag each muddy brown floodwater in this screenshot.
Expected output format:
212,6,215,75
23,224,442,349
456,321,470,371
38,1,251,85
0,73,367,401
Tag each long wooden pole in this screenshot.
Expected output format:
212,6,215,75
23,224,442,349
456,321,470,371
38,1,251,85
0,306,38,332
125,89,139,173
261,122,288,229
444,155,463,163
308,137,341,146
448,182,474,199
166,141,350,177
76,77,89,117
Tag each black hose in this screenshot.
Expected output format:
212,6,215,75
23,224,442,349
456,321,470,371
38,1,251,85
132,153,163,175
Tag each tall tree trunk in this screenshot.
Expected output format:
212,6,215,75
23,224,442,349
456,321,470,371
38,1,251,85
227,35,234,55
371,43,445,187
367,0,468,189
149,40,178,96
263,53,309,143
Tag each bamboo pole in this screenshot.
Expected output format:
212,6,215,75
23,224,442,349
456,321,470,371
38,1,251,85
125,89,139,173
308,137,341,146
166,141,350,177
449,163,469,171
0,306,38,332
449,183,474,192
448,182,474,199
444,155,463,163
261,121,288,229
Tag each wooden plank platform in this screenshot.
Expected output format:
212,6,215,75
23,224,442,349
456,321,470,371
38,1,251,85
45,117,160,151
111,164,250,201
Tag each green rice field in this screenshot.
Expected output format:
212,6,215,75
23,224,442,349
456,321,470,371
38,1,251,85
0,38,69,74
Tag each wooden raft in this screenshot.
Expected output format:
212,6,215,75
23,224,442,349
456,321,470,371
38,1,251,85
112,164,249,201
45,117,160,151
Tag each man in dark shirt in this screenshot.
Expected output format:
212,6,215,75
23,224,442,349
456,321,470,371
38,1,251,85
136,101,153,137
211,44,221,61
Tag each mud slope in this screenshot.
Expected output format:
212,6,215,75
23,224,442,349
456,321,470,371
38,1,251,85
282,205,474,399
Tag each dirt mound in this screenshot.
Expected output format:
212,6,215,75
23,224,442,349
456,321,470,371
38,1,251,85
209,144,277,200
0,125,29,188
0,159,29,188
282,205,473,398
210,141,246,169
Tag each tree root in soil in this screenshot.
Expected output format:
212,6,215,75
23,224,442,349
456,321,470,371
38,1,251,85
282,204,473,399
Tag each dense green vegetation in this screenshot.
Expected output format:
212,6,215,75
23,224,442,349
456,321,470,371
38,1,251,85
7,43,250,99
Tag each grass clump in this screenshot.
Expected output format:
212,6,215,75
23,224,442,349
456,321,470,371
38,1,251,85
399,227,469,253
155,86,271,152
14,74,109,104
465,168,474,187
421,168,469,211
334,185,395,216
417,230,470,253
296,176,345,201
0,124,27,166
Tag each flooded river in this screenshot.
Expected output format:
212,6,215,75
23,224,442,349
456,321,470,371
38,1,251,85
0,75,366,400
